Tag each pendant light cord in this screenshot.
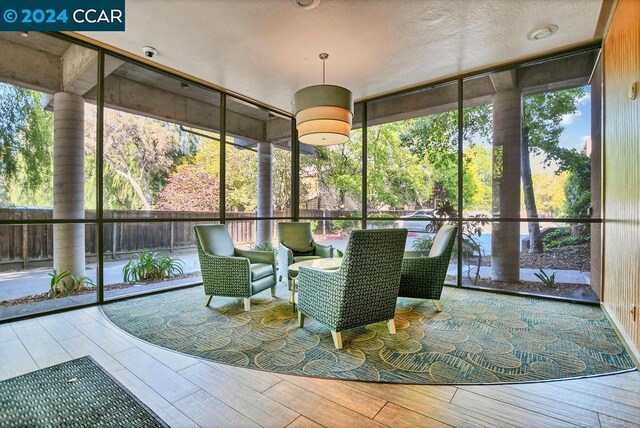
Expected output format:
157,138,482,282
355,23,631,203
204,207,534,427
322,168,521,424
322,58,326,84
319,52,329,84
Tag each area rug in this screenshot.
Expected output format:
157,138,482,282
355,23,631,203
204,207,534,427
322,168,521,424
0,356,167,427
103,286,636,384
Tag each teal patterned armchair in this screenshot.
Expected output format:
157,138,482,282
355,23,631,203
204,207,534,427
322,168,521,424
297,229,408,349
399,225,457,311
194,225,276,311
277,222,333,287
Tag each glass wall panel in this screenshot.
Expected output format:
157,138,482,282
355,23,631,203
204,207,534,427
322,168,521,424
0,33,97,219
311,220,360,253
103,55,222,219
366,83,459,224
225,97,292,219
461,221,596,302
365,220,458,285
462,49,601,301
0,223,98,321
299,104,363,218
226,218,290,250
463,49,600,220
103,221,204,300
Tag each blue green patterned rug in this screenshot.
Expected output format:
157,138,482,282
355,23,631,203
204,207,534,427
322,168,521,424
103,286,635,384
0,356,167,427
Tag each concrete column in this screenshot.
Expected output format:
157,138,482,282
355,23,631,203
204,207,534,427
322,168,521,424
491,89,521,282
53,92,85,278
256,142,273,244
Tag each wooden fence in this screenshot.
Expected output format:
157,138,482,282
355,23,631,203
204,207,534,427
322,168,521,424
0,208,283,269
0,208,412,269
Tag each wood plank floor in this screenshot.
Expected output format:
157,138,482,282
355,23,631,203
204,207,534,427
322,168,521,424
1,306,639,428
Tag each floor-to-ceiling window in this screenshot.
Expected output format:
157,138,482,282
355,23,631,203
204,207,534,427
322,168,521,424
299,104,363,252
461,49,601,302
364,83,460,284
0,33,99,320
0,32,602,323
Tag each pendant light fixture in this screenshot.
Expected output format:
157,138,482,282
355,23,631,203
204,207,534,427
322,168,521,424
294,53,353,145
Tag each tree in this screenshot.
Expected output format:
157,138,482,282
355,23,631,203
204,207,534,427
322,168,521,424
367,122,431,211
156,163,220,211
85,109,187,210
300,132,362,210
400,105,492,207
522,87,586,251
0,84,53,205
272,148,292,212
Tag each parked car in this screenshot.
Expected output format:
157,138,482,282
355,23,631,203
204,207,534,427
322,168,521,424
393,210,438,232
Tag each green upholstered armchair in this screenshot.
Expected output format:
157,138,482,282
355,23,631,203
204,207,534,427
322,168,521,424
194,225,276,311
297,228,408,349
399,224,458,311
277,222,333,287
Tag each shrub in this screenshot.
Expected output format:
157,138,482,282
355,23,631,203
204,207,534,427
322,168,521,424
543,227,589,249
412,235,434,252
122,251,184,284
368,212,396,229
48,269,95,298
252,241,274,251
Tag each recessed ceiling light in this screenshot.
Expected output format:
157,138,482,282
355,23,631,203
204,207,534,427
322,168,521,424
19,31,29,37
527,25,558,41
291,0,321,10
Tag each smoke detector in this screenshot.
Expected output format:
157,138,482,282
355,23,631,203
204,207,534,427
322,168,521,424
527,25,558,41
291,0,321,10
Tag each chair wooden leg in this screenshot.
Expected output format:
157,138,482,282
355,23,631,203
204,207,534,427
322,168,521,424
387,319,396,335
331,330,343,349
271,286,277,298
297,311,305,328
433,299,443,312
204,296,212,307
243,298,251,311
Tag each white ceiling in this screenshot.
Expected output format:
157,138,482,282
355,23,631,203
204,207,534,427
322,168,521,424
81,0,603,113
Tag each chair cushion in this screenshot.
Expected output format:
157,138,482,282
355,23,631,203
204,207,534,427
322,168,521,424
429,225,457,257
279,223,314,250
194,225,235,257
250,263,274,281
290,246,315,257
293,255,320,263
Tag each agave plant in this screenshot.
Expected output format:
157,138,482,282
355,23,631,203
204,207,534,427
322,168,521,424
122,251,185,284
48,269,96,298
534,269,557,288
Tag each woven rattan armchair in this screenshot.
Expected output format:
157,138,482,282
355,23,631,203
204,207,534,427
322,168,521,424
195,225,276,311
297,228,408,349
399,225,457,311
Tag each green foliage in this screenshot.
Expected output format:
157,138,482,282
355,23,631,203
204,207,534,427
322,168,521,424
122,251,184,284
251,241,275,251
411,235,434,252
543,227,590,249
523,88,586,173
366,123,430,210
0,84,53,207
563,154,591,218
400,105,492,206
48,269,95,298
85,108,191,210
367,212,395,228
300,132,362,210
534,269,556,288
335,249,344,258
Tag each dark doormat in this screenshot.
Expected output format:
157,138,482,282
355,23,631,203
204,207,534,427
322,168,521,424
0,356,168,427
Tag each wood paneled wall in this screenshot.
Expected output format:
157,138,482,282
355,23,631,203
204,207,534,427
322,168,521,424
603,0,640,360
